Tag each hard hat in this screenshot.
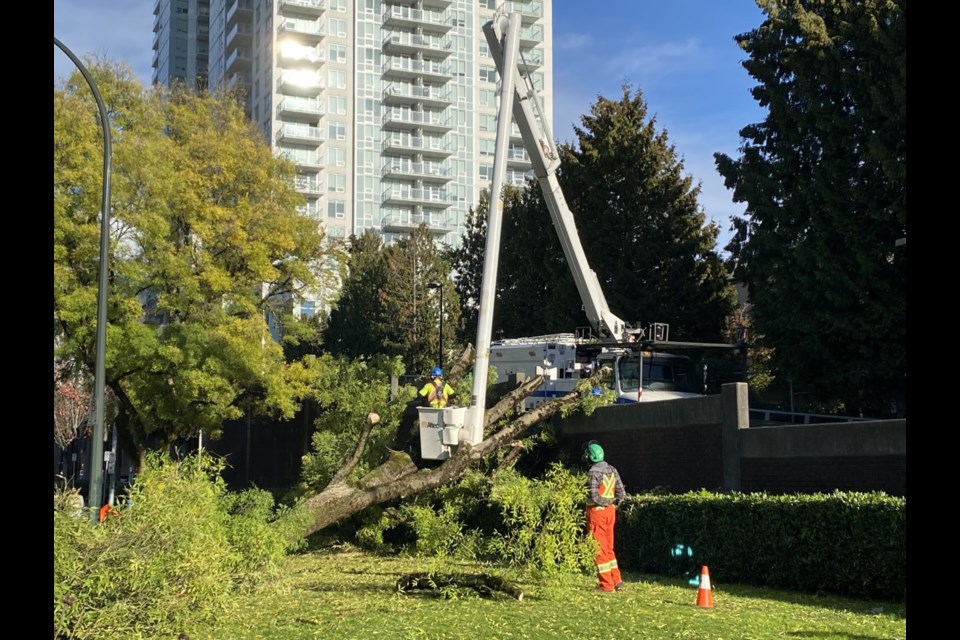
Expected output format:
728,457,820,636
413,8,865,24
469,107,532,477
431,367,443,378
586,442,605,463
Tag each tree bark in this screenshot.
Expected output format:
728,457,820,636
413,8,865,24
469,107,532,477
299,366,605,538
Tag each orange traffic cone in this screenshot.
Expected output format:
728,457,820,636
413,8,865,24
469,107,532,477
695,565,714,609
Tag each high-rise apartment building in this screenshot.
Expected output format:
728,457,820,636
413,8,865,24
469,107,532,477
152,0,552,313
152,0,212,88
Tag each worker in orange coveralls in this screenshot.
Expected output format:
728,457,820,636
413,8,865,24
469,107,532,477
582,440,626,592
98,503,119,523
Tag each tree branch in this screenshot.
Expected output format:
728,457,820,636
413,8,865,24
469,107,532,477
328,412,380,487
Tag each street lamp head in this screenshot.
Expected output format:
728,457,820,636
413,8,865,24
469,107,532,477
426,281,442,289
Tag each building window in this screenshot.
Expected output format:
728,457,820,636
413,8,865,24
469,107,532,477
329,147,346,167
327,200,346,218
328,122,347,140
329,18,347,37
328,95,347,114
328,43,347,63
299,300,316,320
328,69,347,89
328,175,346,193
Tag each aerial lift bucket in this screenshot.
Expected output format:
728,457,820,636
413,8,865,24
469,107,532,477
417,406,468,460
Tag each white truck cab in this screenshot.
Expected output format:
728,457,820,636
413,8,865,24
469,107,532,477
489,334,701,411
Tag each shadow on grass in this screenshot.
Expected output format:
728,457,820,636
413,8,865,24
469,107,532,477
784,633,893,640
624,571,906,621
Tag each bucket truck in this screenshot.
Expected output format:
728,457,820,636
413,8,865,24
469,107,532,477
416,11,740,459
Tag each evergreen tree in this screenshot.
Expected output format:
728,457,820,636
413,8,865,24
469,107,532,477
449,195,488,345
380,225,462,376
322,230,389,360
715,0,906,416
564,84,735,342
455,85,735,344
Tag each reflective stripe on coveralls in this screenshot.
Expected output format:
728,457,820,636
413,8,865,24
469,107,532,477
587,504,622,591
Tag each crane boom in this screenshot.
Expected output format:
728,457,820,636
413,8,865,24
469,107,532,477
462,11,642,445
482,13,632,343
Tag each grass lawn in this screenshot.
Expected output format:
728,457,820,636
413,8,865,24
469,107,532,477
187,549,907,640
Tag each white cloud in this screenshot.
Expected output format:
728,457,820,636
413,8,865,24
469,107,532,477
604,38,701,78
555,32,591,51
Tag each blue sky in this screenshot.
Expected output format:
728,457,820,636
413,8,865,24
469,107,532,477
53,0,768,253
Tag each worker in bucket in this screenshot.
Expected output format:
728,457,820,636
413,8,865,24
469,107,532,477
420,367,454,408
582,440,626,592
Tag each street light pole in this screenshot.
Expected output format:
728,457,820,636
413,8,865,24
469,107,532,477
426,281,443,371
55,37,112,524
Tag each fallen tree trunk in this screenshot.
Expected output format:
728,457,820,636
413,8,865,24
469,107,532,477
299,364,606,538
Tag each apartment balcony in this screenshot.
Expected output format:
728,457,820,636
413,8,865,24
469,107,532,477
277,96,325,122
277,70,325,96
226,0,253,27
382,32,453,60
278,42,325,67
296,202,322,218
277,17,324,43
225,46,252,74
278,0,326,18
382,186,457,208
382,108,453,134
277,122,325,147
519,25,544,47
506,146,532,167
382,133,452,158
383,5,453,34
384,0,452,7
506,168,536,185
280,148,323,173
382,83,452,108
294,175,324,197
381,211,453,235
227,72,252,91
503,0,542,24
518,48,543,71
383,57,452,83
226,22,252,48
382,160,453,184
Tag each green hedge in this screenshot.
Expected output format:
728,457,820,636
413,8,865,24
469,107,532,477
615,491,905,601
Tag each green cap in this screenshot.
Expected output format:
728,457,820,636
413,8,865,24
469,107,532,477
586,443,604,463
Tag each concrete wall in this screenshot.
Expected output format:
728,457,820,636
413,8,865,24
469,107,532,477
557,383,906,497
738,419,906,495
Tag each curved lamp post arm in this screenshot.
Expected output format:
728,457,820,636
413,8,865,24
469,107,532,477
54,37,112,524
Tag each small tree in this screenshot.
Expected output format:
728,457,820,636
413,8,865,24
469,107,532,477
54,370,90,450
